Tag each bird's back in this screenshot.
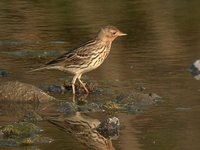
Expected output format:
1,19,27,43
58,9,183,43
45,39,111,74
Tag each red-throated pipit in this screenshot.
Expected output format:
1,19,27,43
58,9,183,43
31,25,126,94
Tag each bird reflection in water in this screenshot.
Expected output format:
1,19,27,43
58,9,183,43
48,112,117,150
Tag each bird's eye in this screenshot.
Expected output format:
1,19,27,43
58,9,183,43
112,32,116,35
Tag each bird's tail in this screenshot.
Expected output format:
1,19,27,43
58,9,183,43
27,66,48,73
27,65,62,73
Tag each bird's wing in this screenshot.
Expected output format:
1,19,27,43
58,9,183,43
45,46,91,67
46,51,76,66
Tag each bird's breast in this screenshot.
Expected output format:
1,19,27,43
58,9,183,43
77,44,111,74
91,47,111,67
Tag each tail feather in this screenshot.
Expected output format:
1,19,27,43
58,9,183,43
27,66,48,73
27,66,62,73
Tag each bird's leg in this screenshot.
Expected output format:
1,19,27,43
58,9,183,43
72,74,79,95
78,74,89,93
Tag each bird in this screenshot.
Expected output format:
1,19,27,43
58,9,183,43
30,25,127,95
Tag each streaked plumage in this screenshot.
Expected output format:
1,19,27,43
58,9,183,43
31,25,126,94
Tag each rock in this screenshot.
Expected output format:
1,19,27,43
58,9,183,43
58,102,77,115
116,92,162,105
23,111,43,122
113,92,163,113
96,117,120,139
48,85,66,94
0,81,55,102
189,59,200,80
48,81,100,94
78,102,103,113
56,91,162,114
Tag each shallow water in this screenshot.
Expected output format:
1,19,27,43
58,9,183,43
0,0,200,150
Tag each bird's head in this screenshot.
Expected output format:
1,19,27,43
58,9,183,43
97,25,127,43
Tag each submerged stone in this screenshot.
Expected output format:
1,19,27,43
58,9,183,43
48,81,100,94
58,102,77,115
55,91,162,114
48,85,66,94
23,112,43,122
112,92,163,113
78,102,103,113
123,104,140,113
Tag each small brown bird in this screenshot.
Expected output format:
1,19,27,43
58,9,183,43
31,25,126,94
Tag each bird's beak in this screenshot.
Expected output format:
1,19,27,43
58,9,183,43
117,31,127,36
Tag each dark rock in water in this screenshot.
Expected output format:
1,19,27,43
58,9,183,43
58,102,102,114
96,117,120,139
60,81,100,94
124,104,140,113
189,60,200,80
58,102,77,115
47,81,101,94
48,85,66,94
113,92,163,113
78,102,103,113
0,81,55,102
55,91,162,114
0,69,10,77
23,111,43,122
125,92,162,104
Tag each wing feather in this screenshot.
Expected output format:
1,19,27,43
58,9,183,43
45,40,97,67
